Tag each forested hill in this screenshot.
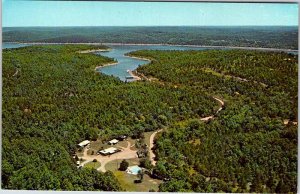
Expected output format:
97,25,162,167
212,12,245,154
3,26,298,50
2,45,122,190
129,49,298,193
2,45,218,190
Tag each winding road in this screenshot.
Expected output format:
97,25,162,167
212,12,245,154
149,129,163,165
148,96,225,165
12,69,19,77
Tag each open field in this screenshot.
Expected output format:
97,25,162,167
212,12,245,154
105,158,140,172
113,171,162,192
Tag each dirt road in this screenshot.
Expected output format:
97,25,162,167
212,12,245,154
149,129,163,166
80,140,138,172
149,97,225,165
80,97,225,169
200,97,224,121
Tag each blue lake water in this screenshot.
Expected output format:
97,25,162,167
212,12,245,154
96,45,211,81
2,43,32,49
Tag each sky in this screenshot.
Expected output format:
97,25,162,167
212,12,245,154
2,1,298,27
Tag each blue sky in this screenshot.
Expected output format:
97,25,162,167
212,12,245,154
3,1,298,27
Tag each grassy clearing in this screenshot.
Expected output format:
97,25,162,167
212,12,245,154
113,171,162,192
202,68,231,79
106,158,162,191
88,140,112,155
116,140,128,148
88,139,131,155
105,158,140,172
84,161,101,169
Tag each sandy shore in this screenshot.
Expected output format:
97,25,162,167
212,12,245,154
5,42,298,52
78,48,111,53
124,55,153,82
124,54,153,82
125,55,152,62
127,70,141,81
95,62,118,71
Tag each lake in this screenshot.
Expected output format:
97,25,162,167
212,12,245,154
96,45,212,81
2,43,32,49
3,43,298,81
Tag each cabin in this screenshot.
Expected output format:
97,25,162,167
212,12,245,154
78,140,90,148
98,147,120,156
117,135,127,141
108,139,119,145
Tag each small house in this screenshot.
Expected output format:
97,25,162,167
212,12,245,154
108,139,119,145
98,147,120,156
78,140,90,148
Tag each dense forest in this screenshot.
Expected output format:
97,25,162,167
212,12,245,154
2,45,218,190
128,49,298,192
3,26,298,50
3,44,297,192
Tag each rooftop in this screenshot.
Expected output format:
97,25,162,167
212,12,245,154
78,140,90,147
109,139,119,144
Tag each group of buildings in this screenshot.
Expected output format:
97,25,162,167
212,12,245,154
77,136,127,156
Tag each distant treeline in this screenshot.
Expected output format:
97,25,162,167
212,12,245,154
3,26,298,50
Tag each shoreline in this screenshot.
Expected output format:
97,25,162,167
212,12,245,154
4,42,298,53
124,54,152,62
127,70,141,81
125,55,153,82
78,48,112,53
95,62,118,71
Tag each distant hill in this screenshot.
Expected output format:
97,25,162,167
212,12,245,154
3,26,298,50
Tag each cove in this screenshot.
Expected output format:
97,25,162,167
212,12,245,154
95,45,213,81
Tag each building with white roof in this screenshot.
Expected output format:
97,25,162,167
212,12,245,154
99,147,120,155
78,140,90,147
108,139,119,145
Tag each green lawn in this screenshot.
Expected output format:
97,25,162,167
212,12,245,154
88,140,112,155
88,139,136,155
84,161,101,169
201,67,232,80
105,158,140,172
113,171,162,192
105,158,162,191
